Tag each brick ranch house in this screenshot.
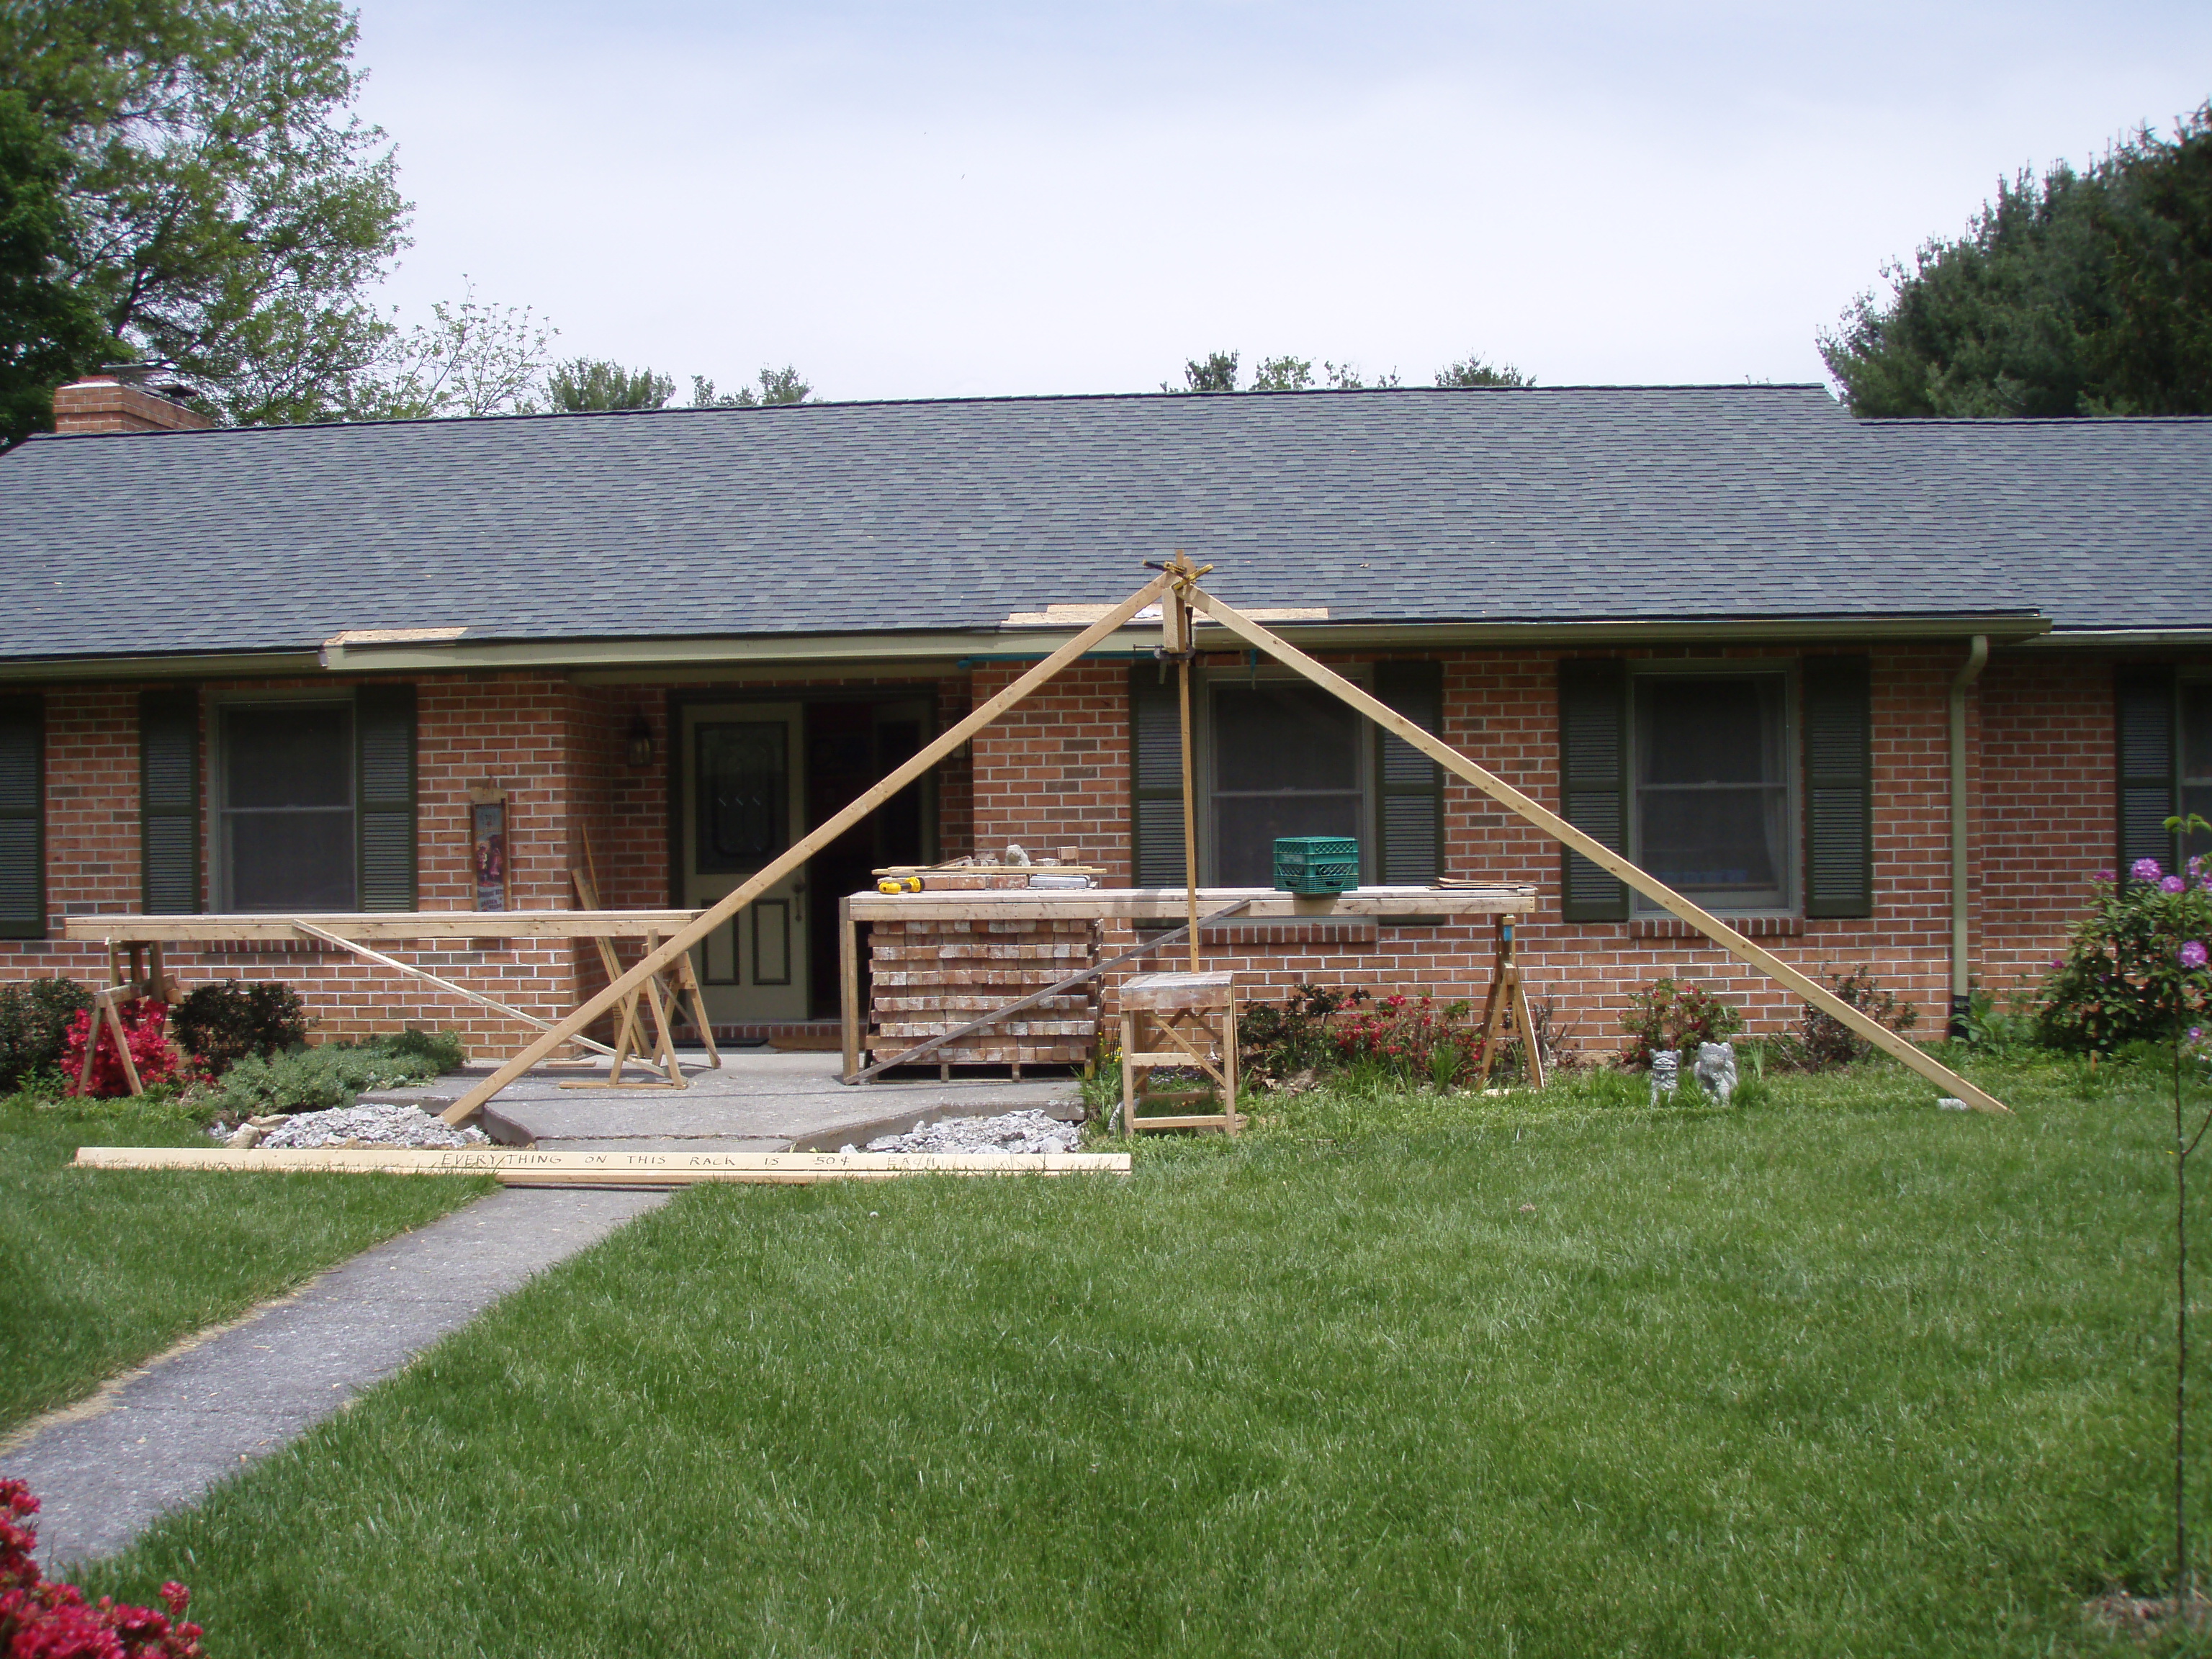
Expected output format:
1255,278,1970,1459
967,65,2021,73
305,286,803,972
0,374,2205,1064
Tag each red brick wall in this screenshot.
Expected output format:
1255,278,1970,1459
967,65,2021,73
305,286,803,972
964,644,2148,1063
0,646,2182,1070
2,673,588,1053
1977,655,2114,1000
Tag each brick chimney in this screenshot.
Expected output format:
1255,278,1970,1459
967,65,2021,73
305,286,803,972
52,369,212,436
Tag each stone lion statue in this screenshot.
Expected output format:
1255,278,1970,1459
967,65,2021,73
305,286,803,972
1694,1041,1738,1107
1649,1049,1679,1106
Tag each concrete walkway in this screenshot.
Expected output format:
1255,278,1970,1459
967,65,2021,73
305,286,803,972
379,1048,1087,1155
5,1187,667,1567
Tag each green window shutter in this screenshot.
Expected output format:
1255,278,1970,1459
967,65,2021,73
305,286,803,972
138,690,199,914
1129,662,1187,888
1557,659,1628,922
0,697,43,938
1373,661,1443,885
2116,666,2178,879
356,685,417,911
1802,657,1874,918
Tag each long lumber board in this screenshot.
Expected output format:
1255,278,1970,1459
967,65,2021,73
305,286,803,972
71,1145,1130,1184
60,910,701,943
1187,584,2011,1116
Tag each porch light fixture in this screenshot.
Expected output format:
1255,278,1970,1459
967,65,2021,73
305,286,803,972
624,714,655,769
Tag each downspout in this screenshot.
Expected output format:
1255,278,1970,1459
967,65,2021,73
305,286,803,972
1948,635,1990,1038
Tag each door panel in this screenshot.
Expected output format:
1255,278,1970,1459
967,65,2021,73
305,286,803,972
681,703,808,1024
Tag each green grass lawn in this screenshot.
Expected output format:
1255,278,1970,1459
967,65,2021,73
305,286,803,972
70,1058,2212,1656
0,1094,493,1437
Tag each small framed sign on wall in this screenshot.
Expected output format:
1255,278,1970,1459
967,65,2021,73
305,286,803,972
469,783,510,912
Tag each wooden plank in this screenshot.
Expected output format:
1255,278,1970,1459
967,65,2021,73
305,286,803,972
1186,585,2013,1117
843,888,1534,922
60,910,703,943
70,1145,1131,1184
441,570,1179,1125
291,920,624,1061
844,898,1252,1085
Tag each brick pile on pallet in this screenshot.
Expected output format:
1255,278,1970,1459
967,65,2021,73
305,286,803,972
869,917,1101,1067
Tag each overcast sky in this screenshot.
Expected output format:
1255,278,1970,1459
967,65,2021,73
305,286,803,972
349,1,2212,404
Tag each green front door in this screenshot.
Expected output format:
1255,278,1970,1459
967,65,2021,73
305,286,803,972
680,703,809,1025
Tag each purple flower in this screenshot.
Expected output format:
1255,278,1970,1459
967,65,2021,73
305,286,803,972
2095,870,2116,882
2134,858,2166,881
2182,941,2211,971
2164,875,2189,894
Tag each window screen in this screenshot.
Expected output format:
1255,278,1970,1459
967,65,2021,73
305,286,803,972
2185,683,2212,866
1209,680,1362,886
1633,674,1790,909
220,703,356,911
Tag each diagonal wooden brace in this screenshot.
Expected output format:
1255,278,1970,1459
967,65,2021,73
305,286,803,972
441,570,1177,1125
1185,586,2010,1115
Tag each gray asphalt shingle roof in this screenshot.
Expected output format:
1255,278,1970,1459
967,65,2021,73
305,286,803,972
0,383,2204,662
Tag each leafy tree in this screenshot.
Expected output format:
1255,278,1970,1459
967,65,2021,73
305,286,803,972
1821,103,2212,417
548,357,673,413
1321,359,1398,390
0,89,106,446
1164,349,1238,392
1167,348,1409,393
0,0,410,426
358,283,554,419
1435,352,1532,387
688,366,811,408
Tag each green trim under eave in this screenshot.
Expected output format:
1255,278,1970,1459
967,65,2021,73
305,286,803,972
0,651,324,684
0,611,2059,684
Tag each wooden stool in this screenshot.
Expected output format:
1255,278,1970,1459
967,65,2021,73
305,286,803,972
1119,970,1240,1136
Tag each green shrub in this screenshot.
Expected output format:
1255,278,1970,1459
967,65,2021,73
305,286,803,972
1239,984,1366,1084
2039,858,2212,1051
170,980,308,1074
200,1029,464,1123
1620,977,1741,1067
0,977,91,1092
1772,966,1918,1070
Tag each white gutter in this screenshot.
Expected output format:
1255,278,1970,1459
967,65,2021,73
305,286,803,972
1948,634,1989,1038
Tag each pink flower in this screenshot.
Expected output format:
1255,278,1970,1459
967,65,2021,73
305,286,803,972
2182,941,2210,971
2164,876,2189,894
2134,858,2166,881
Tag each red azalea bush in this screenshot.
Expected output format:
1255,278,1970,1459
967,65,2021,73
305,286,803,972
0,1479,204,1658
1333,992,1479,1087
1619,976,1743,1068
58,1000,202,1097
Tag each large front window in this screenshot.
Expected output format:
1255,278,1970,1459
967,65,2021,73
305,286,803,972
1632,672,1792,911
2186,682,2212,860
218,701,356,910
1208,679,1365,886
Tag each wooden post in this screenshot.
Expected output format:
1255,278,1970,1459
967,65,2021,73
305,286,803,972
1171,580,1202,976
1185,585,2012,1116
840,894,860,1078
440,570,1178,1125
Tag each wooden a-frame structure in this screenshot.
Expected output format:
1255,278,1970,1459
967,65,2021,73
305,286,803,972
441,562,2010,1125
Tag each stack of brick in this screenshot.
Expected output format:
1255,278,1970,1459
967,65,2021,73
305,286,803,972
868,917,1100,1068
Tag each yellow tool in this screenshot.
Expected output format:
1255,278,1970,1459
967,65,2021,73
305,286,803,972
876,876,923,895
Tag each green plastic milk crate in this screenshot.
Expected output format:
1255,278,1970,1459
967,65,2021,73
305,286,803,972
1272,836,1360,894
